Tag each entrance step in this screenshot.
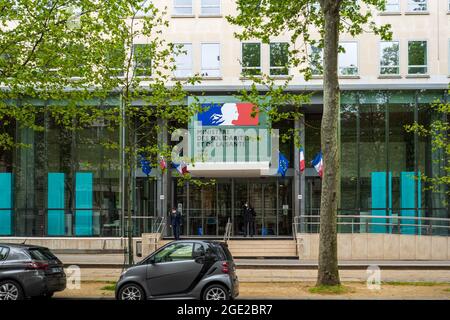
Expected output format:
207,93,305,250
227,240,298,258
158,239,298,258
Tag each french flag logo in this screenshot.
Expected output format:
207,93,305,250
173,161,189,175
198,103,259,126
311,151,323,178
299,148,305,172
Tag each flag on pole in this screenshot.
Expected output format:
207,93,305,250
311,151,323,178
299,147,305,172
159,156,167,171
138,154,152,176
173,161,189,175
277,151,289,177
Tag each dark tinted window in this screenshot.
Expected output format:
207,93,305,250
219,243,233,261
0,247,9,260
193,243,206,258
27,248,57,261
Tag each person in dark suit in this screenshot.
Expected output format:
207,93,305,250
169,207,182,240
242,202,255,237
249,205,256,237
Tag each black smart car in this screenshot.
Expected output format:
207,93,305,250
116,240,239,300
0,244,66,300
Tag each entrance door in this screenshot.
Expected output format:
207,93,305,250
305,177,321,232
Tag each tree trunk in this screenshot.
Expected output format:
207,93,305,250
317,0,341,286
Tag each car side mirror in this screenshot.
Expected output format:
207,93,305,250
194,255,205,264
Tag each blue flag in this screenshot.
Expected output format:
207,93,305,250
138,154,152,176
277,151,289,177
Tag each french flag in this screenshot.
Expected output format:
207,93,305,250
174,161,189,175
159,156,167,171
299,148,305,172
311,151,323,178
198,102,259,126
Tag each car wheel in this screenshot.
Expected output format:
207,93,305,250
203,284,229,301
118,283,145,301
0,280,24,301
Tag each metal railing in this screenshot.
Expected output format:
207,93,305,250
0,208,163,238
223,218,232,243
293,213,450,236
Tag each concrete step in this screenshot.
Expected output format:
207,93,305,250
155,239,298,258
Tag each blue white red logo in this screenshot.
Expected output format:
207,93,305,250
311,151,323,178
299,148,305,172
198,103,259,126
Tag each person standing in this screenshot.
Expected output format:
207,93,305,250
169,207,182,240
242,202,252,237
249,205,256,237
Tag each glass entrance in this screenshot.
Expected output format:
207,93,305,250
174,178,293,237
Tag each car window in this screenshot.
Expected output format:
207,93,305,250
27,248,58,261
153,243,193,263
193,243,206,258
0,247,9,260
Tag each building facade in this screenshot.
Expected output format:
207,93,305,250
0,0,449,238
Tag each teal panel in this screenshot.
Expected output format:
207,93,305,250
75,172,93,236
371,172,392,234
400,172,421,235
0,173,12,235
47,173,65,236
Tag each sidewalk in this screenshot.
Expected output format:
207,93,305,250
58,253,450,269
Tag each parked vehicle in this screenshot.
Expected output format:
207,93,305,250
116,240,239,300
0,244,66,300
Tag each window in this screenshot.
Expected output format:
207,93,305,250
153,243,194,263
448,40,450,74
339,42,358,76
309,45,323,75
270,42,289,76
201,43,220,77
408,0,427,12
135,0,153,17
201,0,220,15
408,41,427,74
174,43,192,78
241,43,261,75
133,44,152,77
383,0,400,12
379,41,400,75
0,247,9,260
106,47,125,77
173,0,192,15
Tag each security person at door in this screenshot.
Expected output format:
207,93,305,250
169,207,182,240
242,202,256,237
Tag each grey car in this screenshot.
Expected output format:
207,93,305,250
0,244,66,300
116,240,239,300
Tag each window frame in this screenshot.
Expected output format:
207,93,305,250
379,40,400,76
241,42,262,76
200,0,221,16
407,40,428,75
338,41,359,76
407,0,428,13
382,0,400,13
269,42,290,76
309,44,323,76
173,0,193,16
173,42,193,78
132,43,152,77
201,42,221,78
0,246,9,261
